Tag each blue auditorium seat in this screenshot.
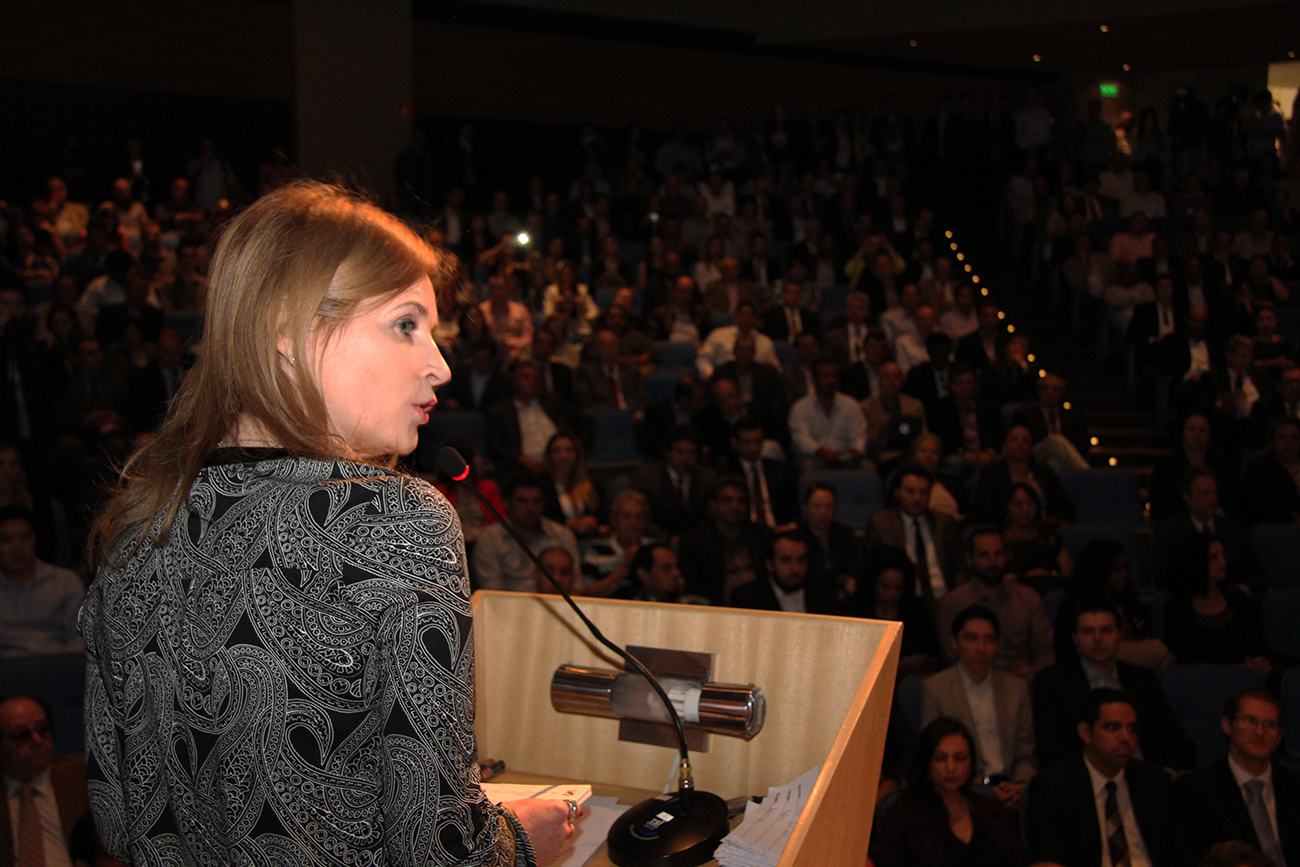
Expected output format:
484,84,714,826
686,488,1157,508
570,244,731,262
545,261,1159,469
0,654,86,755
798,469,884,528
1250,524,1300,589
644,370,679,403
818,286,850,327
896,673,926,733
1263,589,1300,662
586,409,640,465
1283,666,1300,763
1059,469,1143,524
1160,665,1265,766
1058,521,1149,591
653,341,698,370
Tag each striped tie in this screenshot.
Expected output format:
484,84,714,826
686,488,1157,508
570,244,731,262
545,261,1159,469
19,785,47,867
1104,781,1130,867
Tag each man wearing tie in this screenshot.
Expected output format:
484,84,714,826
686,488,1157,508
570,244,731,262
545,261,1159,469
1172,688,1299,867
1026,690,1171,867
864,465,962,606
760,280,819,342
573,329,647,416
722,415,795,528
826,291,875,368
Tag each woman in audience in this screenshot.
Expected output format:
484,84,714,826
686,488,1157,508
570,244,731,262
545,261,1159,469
541,431,602,538
871,717,1026,867
1240,416,1300,525
1163,534,1272,678
858,546,940,677
1148,411,1234,523
908,432,964,521
1056,539,1173,671
1249,303,1296,382
432,438,505,552
1002,483,1072,598
972,424,1073,525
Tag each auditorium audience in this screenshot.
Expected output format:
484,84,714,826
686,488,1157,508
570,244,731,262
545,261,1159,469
1056,539,1173,671
676,474,770,606
470,471,580,592
540,430,603,539
0,506,85,658
866,464,963,604
1001,483,1072,597
972,425,1074,525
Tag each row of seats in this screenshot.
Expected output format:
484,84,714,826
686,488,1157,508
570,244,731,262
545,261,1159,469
897,663,1300,769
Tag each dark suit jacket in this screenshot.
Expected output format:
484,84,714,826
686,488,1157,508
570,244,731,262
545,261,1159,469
759,305,820,342
971,459,1075,524
1030,658,1196,771
729,574,839,615
903,362,948,407
95,302,164,345
927,396,1003,457
441,365,511,411
538,359,575,403
1026,755,1172,867
864,508,963,600
483,395,591,473
1149,512,1249,591
873,789,1027,867
677,520,771,606
739,257,785,288
572,361,648,413
955,330,1007,374
713,362,788,443
721,455,798,525
1126,301,1185,348
1010,402,1091,457
0,754,91,867
1172,757,1300,867
630,462,716,537
838,360,879,400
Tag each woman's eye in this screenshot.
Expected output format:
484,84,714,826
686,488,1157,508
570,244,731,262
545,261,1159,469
397,318,415,336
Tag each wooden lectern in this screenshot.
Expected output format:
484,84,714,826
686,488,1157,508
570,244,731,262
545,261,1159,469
472,592,902,867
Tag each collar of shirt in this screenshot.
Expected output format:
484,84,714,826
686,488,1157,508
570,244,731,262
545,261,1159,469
957,662,993,694
1228,753,1274,792
4,767,52,799
1084,753,1126,796
1081,659,1123,690
513,396,540,411
768,576,806,613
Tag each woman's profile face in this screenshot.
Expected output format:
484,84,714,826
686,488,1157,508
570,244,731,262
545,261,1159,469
929,732,972,797
1007,488,1038,528
313,276,449,459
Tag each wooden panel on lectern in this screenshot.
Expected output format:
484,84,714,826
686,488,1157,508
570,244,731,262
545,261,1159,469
472,592,901,866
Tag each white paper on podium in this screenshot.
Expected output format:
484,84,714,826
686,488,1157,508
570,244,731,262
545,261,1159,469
715,765,820,867
552,796,627,867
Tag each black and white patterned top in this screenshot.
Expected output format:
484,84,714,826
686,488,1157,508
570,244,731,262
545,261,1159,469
82,451,533,867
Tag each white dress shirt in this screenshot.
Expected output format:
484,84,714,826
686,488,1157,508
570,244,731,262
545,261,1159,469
957,665,1006,777
1085,757,1153,867
5,769,74,867
515,398,557,462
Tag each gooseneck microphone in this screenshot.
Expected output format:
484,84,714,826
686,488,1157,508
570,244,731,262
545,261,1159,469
436,447,728,867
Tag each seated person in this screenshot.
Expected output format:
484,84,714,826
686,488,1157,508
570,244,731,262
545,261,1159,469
629,426,715,538
920,605,1036,809
937,527,1056,680
789,359,870,472
860,361,926,472
927,363,1001,478
470,472,580,593
1147,411,1233,526
1163,534,1272,679
1240,416,1300,526
1149,467,1248,592
1025,690,1172,867
866,465,963,606
573,328,648,415
1056,540,1172,672
1032,602,1195,771
730,530,838,614
860,547,941,676
0,506,85,658
533,545,579,595
580,490,664,598
483,361,589,474
1002,484,1072,598
871,717,1027,867
621,543,687,603
907,432,967,521
0,695,97,865
971,425,1074,525
713,334,789,444
695,301,778,379
1172,688,1299,867
798,483,862,607
432,438,505,548
642,374,706,459
1009,372,1091,476
540,431,603,539
721,415,797,529
677,475,770,607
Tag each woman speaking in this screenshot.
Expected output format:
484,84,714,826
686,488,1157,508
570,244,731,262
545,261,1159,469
82,182,570,866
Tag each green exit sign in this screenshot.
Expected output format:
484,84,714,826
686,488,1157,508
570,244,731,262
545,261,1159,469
1099,83,1119,98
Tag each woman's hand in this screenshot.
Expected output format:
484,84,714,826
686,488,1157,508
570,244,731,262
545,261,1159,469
507,798,575,867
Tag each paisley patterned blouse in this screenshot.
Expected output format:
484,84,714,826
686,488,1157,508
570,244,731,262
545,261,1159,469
82,451,533,866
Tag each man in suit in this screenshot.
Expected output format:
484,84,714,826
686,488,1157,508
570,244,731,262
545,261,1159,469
484,361,590,474
1250,361,1300,448
721,415,797,528
527,327,574,403
730,530,838,614
920,604,1036,808
760,280,819,343
0,695,94,867
824,291,876,369
713,334,787,444
1149,467,1249,591
780,332,821,405
702,257,760,316
124,325,192,433
1032,602,1195,770
1026,689,1172,867
440,336,511,412
573,328,648,416
839,325,889,401
739,233,784,295
1010,372,1091,475
927,363,1001,468
1126,275,1185,370
903,331,954,409
1160,303,1219,418
677,475,771,606
642,374,705,459
630,426,715,539
1173,689,1299,867
865,464,962,606
954,298,1008,380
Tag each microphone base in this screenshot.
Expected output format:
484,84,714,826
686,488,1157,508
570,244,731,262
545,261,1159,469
606,789,729,867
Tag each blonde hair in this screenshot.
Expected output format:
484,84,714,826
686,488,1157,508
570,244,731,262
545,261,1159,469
94,182,451,562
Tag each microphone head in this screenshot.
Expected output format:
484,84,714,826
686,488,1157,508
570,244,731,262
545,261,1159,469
436,446,471,482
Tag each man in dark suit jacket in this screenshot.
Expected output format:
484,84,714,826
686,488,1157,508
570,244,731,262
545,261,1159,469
123,326,192,433
573,328,649,414
713,337,788,445
902,332,954,409
484,361,590,474
730,530,839,614
1148,467,1249,590
1032,602,1196,770
642,374,705,458
676,475,771,606
720,415,797,527
1010,372,1091,459
630,426,715,538
780,332,821,405
954,299,1008,377
1026,689,1172,867
864,465,963,605
440,336,512,411
926,363,1003,460
759,280,820,342
738,234,784,293
1172,689,1299,867
0,696,94,867
1126,275,1186,356
530,328,575,403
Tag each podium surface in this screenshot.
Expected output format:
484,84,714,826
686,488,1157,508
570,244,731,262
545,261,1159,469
472,592,901,867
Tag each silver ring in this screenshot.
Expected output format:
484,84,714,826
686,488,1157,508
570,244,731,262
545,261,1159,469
564,798,579,822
